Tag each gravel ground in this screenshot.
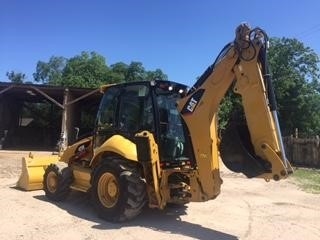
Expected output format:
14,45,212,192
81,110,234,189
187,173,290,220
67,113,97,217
0,151,319,240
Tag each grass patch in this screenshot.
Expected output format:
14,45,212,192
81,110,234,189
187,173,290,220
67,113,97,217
292,168,320,194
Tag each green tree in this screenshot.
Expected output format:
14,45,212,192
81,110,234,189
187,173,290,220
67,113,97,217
62,51,109,88
109,62,168,82
125,62,146,82
109,62,129,83
6,71,26,83
32,52,169,86
33,56,66,85
146,68,168,81
268,37,320,136
218,90,242,131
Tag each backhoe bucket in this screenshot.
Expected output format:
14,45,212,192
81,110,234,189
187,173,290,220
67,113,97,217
17,153,59,191
220,121,271,178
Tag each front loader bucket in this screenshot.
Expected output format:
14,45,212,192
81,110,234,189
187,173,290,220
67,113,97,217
17,153,59,191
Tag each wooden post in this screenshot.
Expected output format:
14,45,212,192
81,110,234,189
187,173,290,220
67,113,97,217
60,88,69,151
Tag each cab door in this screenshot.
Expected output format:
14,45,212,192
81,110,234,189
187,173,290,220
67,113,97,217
93,86,120,148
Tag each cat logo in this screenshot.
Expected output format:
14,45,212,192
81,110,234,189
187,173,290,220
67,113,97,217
187,98,198,112
181,89,205,115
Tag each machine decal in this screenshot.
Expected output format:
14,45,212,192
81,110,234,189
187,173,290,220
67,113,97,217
181,89,205,115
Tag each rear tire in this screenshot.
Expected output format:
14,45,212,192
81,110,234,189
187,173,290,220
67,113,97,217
43,164,73,201
91,160,146,222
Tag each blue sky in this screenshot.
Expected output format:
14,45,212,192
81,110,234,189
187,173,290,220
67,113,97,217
1,0,320,86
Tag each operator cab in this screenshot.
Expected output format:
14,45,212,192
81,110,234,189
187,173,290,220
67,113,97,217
94,80,192,167
153,81,193,168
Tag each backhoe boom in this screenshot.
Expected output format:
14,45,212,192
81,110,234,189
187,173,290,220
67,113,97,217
177,23,293,201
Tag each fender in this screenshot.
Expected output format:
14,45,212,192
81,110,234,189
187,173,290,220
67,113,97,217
91,135,138,165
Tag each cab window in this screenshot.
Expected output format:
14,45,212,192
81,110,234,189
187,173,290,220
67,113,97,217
94,87,120,147
118,84,154,135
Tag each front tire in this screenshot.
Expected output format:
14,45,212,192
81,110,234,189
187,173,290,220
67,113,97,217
43,164,73,201
91,160,146,222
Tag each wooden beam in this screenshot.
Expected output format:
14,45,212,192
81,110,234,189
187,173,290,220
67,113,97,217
65,88,100,106
30,86,64,109
0,85,15,95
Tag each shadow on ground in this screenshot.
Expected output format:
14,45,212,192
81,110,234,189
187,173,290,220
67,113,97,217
34,191,238,240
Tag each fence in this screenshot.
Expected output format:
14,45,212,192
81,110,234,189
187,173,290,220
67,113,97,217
283,136,320,168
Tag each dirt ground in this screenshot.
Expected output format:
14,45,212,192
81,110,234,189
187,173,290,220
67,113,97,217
0,151,319,240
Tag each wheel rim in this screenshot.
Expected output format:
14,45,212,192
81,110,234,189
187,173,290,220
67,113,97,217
98,172,119,208
46,171,58,193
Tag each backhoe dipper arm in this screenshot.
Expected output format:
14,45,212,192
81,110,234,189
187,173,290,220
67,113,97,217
177,23,293,201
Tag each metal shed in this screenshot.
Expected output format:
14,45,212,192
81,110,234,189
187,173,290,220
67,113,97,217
0,82,102,150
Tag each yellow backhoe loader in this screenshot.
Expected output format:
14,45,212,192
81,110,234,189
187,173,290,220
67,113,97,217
18,23,293,222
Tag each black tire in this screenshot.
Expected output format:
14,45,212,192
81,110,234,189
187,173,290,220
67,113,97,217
91,160,146,222
43,164,73,201
166,202,189,209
